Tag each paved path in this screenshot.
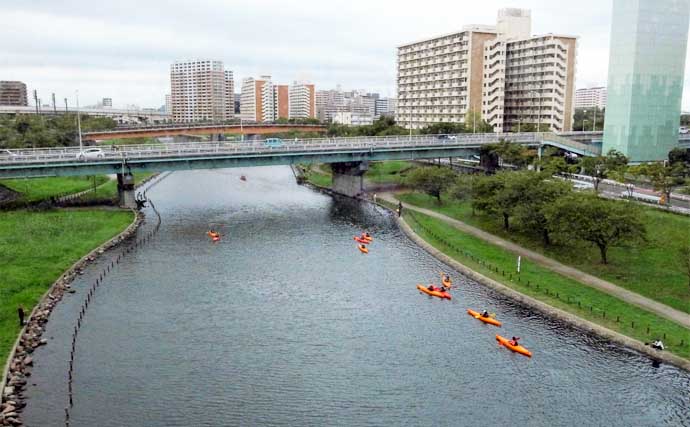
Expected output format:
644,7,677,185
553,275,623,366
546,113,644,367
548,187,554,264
381,193,690,329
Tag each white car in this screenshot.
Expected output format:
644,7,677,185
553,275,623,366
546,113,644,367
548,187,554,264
76,148,105,161
0,149,18,160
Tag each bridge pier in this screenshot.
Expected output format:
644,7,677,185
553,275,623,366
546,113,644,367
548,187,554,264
116,173,136,209
331,161,368,197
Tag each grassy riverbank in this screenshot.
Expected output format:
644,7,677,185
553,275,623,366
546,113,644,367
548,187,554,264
401,209,690,360
399,193,690,314
0,209,135,368
77,172,156,202
1,176,109,202
365,161,413,184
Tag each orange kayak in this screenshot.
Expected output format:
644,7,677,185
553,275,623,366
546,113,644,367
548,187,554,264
361,235,373,242
467,309,501,327
496,334,532,357
442,278,452,287
207,231,220,239
416,285,451,300
354,236,369,244
358,245,369,254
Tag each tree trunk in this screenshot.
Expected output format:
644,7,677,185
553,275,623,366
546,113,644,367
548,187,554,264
503,213,510,231
542,229,551,247
597,243,608,264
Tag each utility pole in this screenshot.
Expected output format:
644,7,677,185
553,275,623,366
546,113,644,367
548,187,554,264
52,93,57,114
64,97,68,112
76,91,83,151
593,108,597,132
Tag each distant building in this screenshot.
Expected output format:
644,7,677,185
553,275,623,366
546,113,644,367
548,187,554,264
288,82,316,119
165,94,172,114
241,76,315,122
375,98,397,118
170,59,233,122
575,87,607,109
0,81,28,106
332,111,374,126
603,0,689,162
234,93,240,114
316,87,377,123
225,70,234,120
101,97,113,108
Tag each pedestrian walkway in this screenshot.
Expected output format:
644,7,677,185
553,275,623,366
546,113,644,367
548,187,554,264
380,193,690,329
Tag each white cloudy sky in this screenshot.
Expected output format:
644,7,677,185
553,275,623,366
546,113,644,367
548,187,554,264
2,0,689,109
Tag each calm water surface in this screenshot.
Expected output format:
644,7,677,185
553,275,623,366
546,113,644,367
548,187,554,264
22,167,690,426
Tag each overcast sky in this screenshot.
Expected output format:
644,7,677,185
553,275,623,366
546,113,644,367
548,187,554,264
2,0,690,110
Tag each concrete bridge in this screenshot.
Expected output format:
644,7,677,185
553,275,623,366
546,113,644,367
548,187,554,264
82,123,327,141
0,132,598,205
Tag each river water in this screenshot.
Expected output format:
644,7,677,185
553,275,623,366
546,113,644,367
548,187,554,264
22,167,690,426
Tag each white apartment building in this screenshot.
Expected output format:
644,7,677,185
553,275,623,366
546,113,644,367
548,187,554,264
170,60,232,122
574,86,607,109
316,88,377,123
484,33,578,132
288,82,316,119
397,8,577,132
225,70,234,120
396,25,498,129
164,94,172,114
240,76,270,121
375,98,397,118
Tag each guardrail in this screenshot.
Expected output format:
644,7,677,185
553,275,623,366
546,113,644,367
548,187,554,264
0,133,551,166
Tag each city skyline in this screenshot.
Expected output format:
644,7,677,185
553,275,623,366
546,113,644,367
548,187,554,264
2,0,690,110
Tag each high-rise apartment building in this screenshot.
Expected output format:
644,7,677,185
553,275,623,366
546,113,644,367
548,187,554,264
170,60,232,122
289,82,316,119
603,0,689,162
240,76,270,122
165,94,172,114
396,8,577,132
241,76,314,122
375,98,397,118
101,98,113,108
316,88,376,123
574,87,607,109
0,81,28,106
225,70,234,120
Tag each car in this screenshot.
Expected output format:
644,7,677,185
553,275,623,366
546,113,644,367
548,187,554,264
263,138,284,148
438,134,457,141
76,147,105,161
680,127,689,134
0,149,18,160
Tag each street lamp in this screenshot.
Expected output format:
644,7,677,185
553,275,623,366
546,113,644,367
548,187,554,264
529,90,541,132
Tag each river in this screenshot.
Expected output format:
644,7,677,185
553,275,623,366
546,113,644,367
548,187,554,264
22,167,690,426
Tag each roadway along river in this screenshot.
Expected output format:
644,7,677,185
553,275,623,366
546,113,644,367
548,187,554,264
22,167,690,426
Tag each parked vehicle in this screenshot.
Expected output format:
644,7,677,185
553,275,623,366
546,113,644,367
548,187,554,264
438,134,457,141
0,149,18,160
680,127,689,134
76,148,105,161
264,138,284,148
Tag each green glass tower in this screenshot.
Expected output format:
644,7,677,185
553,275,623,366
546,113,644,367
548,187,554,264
603,0,689,162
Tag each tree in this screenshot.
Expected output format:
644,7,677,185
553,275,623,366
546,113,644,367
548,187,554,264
471,172,528,230
419,122,466,135
629,162,685,206
465,110,494,133
545,193,646,264
578,149,629,192
515,122,551,132
514,177,573,246
405,166,456,203
482,140,534,169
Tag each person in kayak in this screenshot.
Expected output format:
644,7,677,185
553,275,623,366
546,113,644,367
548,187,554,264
509,336,520,346
439,285,449,292
481,310,490,318
362,232,371,239
427,284,435,292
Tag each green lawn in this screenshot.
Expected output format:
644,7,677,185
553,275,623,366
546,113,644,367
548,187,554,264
403,210,690,359
1,176,109,202
77,172,156,202
0,209,135,368
399,192,690,314
365,161,414,184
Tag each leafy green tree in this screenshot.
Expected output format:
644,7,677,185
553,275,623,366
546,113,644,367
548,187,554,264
573,107,605,132
579,149,629,192
515,123,551,132
629,162,686,206
545,193,646,264
471,171,529,230
419,122,466,135
405,166,456,203
482,140,534,168
465,110,494,133
514,177,572,246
